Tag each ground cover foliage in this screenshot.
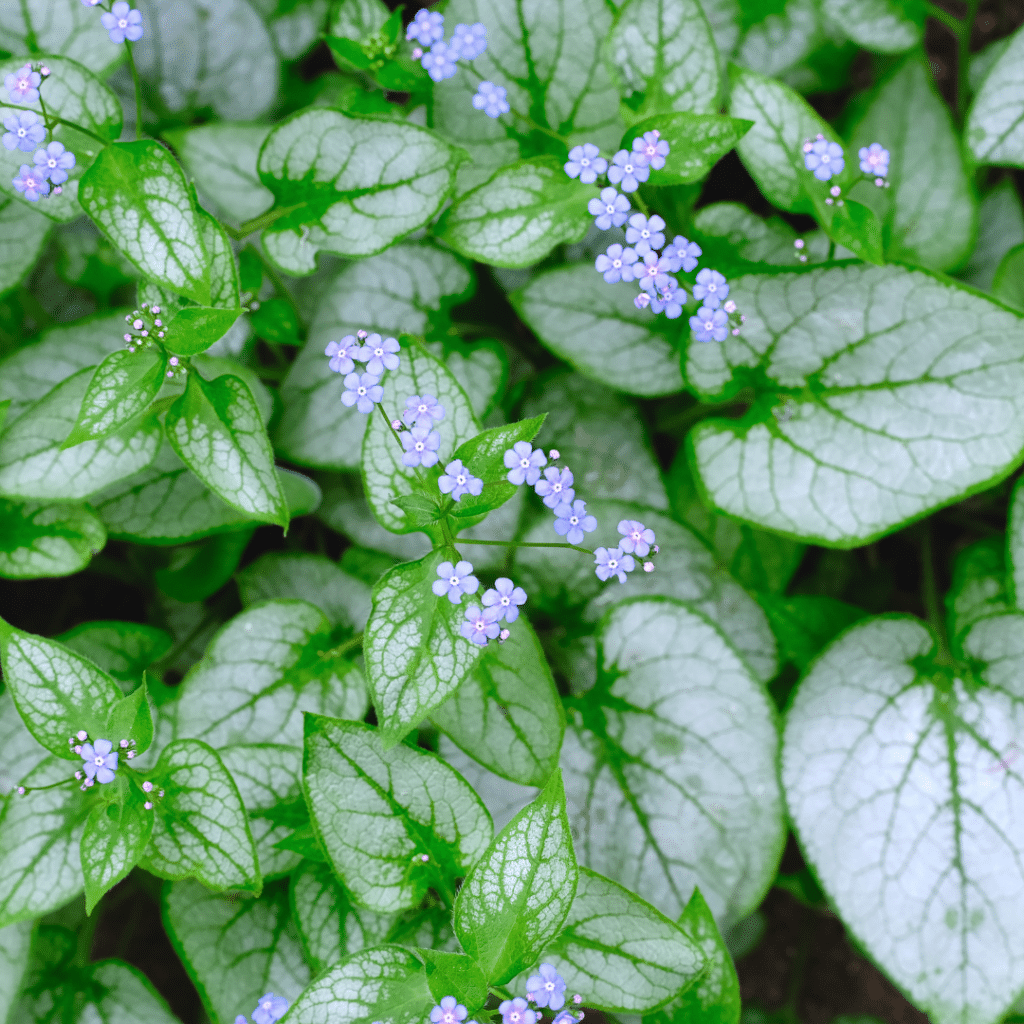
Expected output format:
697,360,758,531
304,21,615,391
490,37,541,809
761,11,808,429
0,1,1024,1023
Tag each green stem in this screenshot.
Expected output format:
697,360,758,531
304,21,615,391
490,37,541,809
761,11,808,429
249,245,304,330
827,238,836,261
0,101,110,146
921,523,952,663
125,42,144,139
457,537,594,556
926,2,962,34
320,633,364,659
958,0,981,120
237,203,306,237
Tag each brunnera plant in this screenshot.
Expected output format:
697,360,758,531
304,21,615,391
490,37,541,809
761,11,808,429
0,1,1023,1023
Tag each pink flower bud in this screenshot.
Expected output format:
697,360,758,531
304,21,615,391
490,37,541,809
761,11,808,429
548,449,560,460
794,239,805,249
144,801,153,810
643,561,654,573
16,786,25,796
152,306,161,315
77,730,88,741
143,781,153,792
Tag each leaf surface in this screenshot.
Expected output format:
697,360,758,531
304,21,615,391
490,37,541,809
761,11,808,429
967,22,1024,167
0,498,106,580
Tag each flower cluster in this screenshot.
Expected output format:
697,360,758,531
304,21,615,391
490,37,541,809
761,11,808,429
594,520,658,584
235,993,288,1024
120,303,187,379
407,7,487,82
80,0,144,44
427,965,585,1024
325,330,401,414
433,560,527,649
567,130,666,194
67,730,138,790
800,135,891,204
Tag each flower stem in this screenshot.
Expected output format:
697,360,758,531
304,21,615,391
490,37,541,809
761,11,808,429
457,537,593,556
125,42,144,139
921,521,952,664
319,633,363,658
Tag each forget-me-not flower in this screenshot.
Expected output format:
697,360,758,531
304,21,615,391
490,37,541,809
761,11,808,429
33,141,75,183
421,41,459,81
632,130,669,170
101,2,144,43
618,519,655,557
482,577,527,622
607,149,649,193
625,213,665,254
499,998,536,1024
527,964,567,1010
636,252,674,293
431,996,469,1024
3,111,45,153
859,142,889,177
472,81,510,118
588,187,630,230
80,739,118,783
5,65,41,104
553,499,597,545
504,441,547,485
401,423,440,468
594,546,634,583
451,22,487,59
252,994,289,1024
690,306,729,343
363,334,400,375
439,459,483,502
341,372,383,414
432,560,480,603
663,235,701,273
650,283,686,319
407,9,444,45
564,143,607,184
804,138,844,181
461,604,502,645
325,336,364,375
535,466,574,509
12,164,49,202
403,394,445,427
692,268,728,309
595,243,638,283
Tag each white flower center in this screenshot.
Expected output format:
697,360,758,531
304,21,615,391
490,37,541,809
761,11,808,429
17,128,26,137
640,228,650,239
704,319,714,330
611,258,622,269
569,515,579,525
373,347,383,356
500,596,510,606
118,17,128,27
580,157,590,167
357,386,367,396
449,576,460,585
631,530,641,540
608,558,618,569
545,983,556,991
415,441,424,451
821,153,831,163
47,157,57,167
456,474,466,485
519,458,530,468
604,203,615,214
552,482,562,493
94,755,104,765
706,282,717,293
418,404,428,414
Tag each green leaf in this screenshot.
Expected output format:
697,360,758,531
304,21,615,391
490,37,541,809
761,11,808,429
0,369,161,502
425,339,509,422
995,242,1024,312
0,690,45,797
530,866,703,1012
198,207,242,311
303,716,492,912
63,349,167,448
275,244,472,469
735,0,823,78
164,124,274,225
105,683,154,752
821,0,923,52
0,757,89,928
960,180,1024,292
174,600,367,750
155,529,255,603
0,198,49,295
0,4,119,75
249,298,300,347
57,621,172,684
364,550,485,747
432,618,564,787
564,599,785,928
686,264,1024,546
1012,478,1024,607
0,497,106,580
945,536,1010,647
966,22,1024,167
134,0,280,120
163,879,309,1024
284,946,432,1024
290,861,395,974
166,371,288,528
454,769,577,985
363,340,479,534
330,0,389,40
438,158,595,269
0,616,128,758
81,791,154,914
236,551,371,631
729,64,834,214
757,594,867,672
806,194,884,266
618,113,752,185
609,0,720,116
421,950,489,1010
86,960,181,1024
849,57,976,272
141,738,261,893
782,612,1024,1024
391,493,446,528
513,266,684,398
0,921,32,1024
258,110,459,275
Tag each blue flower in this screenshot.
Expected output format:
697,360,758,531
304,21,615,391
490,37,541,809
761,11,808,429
663,235,701,273
252,994,288,1024
650,283,686,319
504,441,547,485
100,2,143,43
632,130,669,170
235,1017,247,1024
527,964,567,1011
692,268,728,309
421,41,458,81
12,164,49,202
595,243,639,284
565,143,607,184
636,252,674,294
499,998,537,1024
402,394,445,427
5,65,40,104
634,291,651,310
804,138,844,181
363,333,400,375
472,81,510,118
407,9,444,46
451,22,487,59
432,560,480,603
482,577,527,623
859,142,889,177
594,546,634,583
325,335,364,375
587,187,630,230
625,213,665,255
618,519,655,556
461,605,501,646
3,112,45,153
535,467,574,509
33,141,75,184
341,372,383,414
553,499,596,545
439,459,483,502
401,422,440,468
607,149,649,193
81,739,118,784
689,306,729,343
